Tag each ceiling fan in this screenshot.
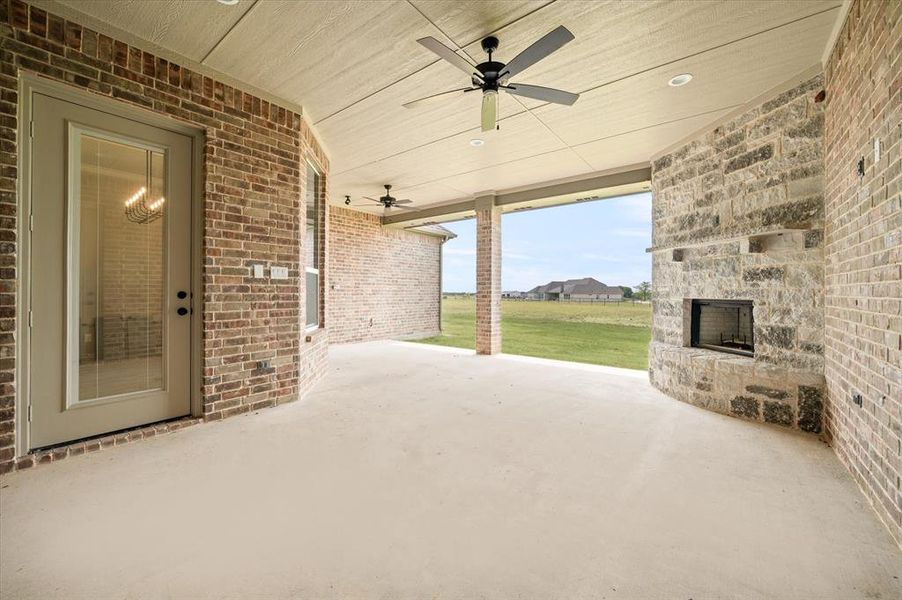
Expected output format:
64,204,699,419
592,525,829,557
345,185,413,210
403,26,579,132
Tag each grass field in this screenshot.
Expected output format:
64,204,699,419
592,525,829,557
415,297,652,370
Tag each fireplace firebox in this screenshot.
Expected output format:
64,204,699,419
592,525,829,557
690,299,754,357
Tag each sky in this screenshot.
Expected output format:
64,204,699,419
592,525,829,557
441,192,652,293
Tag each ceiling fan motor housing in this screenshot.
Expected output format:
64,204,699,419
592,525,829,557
380,184,395,206
481,35,499,54
476,61,506,90
476,36,505,91
407,27,579,129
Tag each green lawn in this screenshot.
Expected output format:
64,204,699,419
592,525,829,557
414,297,652,370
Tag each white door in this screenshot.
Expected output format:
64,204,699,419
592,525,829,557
29,92,193,449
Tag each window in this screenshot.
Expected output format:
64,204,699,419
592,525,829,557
305,163,321,329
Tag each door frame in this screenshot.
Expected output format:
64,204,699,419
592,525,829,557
16,73,205,455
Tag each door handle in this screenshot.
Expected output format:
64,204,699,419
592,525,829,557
177,290,188,299
177,307,188,316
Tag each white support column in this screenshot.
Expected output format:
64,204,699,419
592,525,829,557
475,195,501,355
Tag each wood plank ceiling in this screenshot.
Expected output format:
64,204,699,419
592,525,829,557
45,0,842,214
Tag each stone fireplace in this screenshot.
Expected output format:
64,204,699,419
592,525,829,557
689,299,754,357
648,75,826,435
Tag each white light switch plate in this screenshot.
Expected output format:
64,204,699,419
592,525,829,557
874,138,881,163
271,266,289,280
253,264,265,278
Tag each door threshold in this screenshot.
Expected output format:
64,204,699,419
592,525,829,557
24,415,198,463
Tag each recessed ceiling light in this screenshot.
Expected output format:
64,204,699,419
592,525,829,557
217,0,240,5
668,73,693,87
470,138,484,147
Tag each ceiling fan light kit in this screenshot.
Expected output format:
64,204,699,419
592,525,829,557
405,26,580,132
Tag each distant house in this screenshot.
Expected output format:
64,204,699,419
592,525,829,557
527,277,624,301
502,291,526,299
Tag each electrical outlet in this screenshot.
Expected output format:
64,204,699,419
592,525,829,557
253,264,265,278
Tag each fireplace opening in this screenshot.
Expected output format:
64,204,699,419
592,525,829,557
690,299,754,357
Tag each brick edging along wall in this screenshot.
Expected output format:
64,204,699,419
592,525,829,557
0,0,329,473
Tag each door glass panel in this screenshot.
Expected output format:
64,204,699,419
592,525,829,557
78,134,166,402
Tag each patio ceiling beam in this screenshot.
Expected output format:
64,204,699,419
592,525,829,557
382,164,652,228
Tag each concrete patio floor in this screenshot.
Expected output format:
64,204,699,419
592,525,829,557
1,341,900,599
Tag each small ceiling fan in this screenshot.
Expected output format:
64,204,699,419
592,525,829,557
404,26,579,132
345,185,413,210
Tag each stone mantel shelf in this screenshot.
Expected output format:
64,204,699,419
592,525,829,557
646,225,814,259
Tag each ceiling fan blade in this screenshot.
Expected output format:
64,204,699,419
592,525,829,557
504,83,579,106
394,199,412,204
386,204,414,211
403,87,477,109
501,25,575,79
481,92,497,132
417,37,482,79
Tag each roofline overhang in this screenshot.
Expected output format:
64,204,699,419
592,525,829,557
411,225,457,240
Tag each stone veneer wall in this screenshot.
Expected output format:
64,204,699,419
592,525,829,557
649,75,827,433
0,0,330,473
326,206,443,344
823,0,901,543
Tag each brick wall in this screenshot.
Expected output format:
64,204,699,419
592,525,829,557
650,75,827,432
0,0,329,473
823,0,901,543
327,206,442,344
